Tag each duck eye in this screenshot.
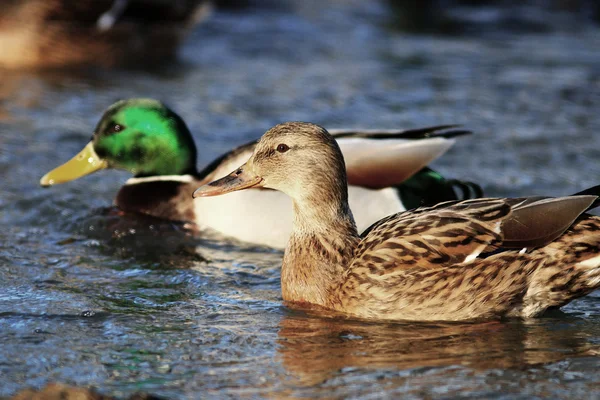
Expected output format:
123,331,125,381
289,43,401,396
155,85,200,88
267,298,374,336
108,123,123,134
276,143,289,153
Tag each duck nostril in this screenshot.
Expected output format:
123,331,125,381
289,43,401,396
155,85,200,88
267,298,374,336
235,169,242,176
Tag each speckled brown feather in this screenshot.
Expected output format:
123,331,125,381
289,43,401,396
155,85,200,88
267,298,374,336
326,199,600,320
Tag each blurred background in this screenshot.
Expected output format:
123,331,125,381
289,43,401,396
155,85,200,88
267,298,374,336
2,0,600,399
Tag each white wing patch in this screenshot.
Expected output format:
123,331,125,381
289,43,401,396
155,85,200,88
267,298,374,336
463,244,487,264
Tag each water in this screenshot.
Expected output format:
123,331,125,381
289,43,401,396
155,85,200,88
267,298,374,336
2,1,600,398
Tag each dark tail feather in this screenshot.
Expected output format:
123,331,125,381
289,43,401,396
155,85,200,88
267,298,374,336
447,179,484,200
331,125,472,140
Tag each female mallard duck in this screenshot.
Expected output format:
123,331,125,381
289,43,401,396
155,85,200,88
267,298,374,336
0,0,209,68
40,98,481,249
193,122,600,321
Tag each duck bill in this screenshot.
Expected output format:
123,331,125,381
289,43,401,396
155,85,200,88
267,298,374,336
40,142,108,187
193,164,264,198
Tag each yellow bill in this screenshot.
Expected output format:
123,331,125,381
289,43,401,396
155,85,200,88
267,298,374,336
40,142,108,187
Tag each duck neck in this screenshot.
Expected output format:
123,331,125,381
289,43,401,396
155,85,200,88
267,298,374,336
281,189,360,308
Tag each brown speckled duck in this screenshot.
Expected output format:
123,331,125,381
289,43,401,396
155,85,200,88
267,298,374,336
194,122,600,321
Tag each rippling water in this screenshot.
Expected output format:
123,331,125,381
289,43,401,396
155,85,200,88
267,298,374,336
2,1,600,398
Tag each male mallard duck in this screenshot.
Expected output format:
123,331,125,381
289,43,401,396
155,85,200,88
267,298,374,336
40,98,481,249
193,122,600,321
0,0,210,69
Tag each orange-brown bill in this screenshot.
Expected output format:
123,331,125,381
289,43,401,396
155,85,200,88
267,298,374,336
193,164,263,198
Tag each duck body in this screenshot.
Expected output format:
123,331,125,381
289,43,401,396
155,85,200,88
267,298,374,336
331,198,600,321
194,122,600,321
0,0,209,69
41,99,481,249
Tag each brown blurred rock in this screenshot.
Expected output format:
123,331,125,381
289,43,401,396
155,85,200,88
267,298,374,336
11,383,165,400
12,383,108,400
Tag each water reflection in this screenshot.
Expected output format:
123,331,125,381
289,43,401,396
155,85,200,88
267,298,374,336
277,313,600,387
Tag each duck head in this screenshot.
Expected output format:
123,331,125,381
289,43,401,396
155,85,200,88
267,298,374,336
193,122,349,207
40,98,197,186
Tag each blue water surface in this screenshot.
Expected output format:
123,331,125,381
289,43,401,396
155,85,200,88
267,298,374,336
1,1,600,398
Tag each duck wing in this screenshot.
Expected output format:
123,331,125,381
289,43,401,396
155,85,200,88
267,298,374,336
353,194,598,271
332,126,471,189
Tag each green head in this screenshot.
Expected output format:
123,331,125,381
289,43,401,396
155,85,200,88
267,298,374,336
40,99,198,186
93,99,197,176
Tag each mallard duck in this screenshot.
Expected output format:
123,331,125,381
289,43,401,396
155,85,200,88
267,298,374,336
40,98,481,249
193,122,600,321
0,0,210,69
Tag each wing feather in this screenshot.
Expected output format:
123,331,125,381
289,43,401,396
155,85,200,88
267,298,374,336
339,137,455,188
352,195,598,275
353,199,510,271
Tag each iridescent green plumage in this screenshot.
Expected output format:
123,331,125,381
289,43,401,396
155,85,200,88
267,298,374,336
93,99,197,177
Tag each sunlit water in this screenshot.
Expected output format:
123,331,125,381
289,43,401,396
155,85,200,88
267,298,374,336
2,1,600,398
